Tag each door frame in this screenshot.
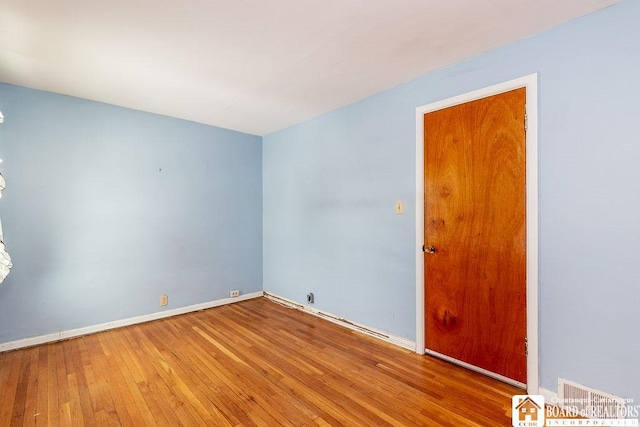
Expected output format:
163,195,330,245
414,74,539,393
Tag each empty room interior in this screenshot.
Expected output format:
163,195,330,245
1,0,639,425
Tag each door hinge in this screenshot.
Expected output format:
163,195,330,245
525,337,528,357
524,113,528,132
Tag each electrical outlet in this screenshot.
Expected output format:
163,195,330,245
160,294,168,306
230,290,240,298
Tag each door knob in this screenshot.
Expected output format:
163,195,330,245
424,245,436,254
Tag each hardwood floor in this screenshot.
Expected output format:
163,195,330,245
0,298,521,426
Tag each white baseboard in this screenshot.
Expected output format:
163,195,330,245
540,387,559,406
0,291,263,353
264,292,416,351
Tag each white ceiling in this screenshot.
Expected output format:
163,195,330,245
0,0,620,136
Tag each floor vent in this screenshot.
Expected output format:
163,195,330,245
558,378,627,419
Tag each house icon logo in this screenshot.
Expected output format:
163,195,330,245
512,395,545,427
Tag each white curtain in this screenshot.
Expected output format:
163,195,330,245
0,173,11,283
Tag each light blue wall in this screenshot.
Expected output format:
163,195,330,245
264,1,640,400
0,83,262,343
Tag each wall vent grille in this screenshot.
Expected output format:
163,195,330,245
558,378,627,419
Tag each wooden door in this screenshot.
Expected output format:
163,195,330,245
424,88,526,384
